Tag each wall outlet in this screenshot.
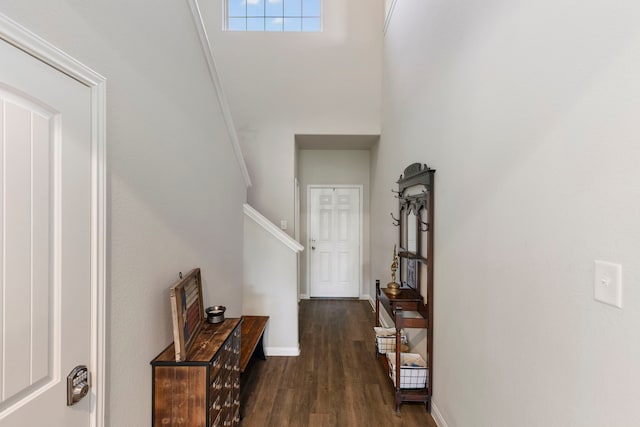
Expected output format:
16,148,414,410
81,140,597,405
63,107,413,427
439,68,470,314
594,260,622,308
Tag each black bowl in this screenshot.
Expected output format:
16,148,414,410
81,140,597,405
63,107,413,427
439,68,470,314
206,305,226,324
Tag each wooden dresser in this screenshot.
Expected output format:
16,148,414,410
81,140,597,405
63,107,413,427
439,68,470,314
151,318,241,427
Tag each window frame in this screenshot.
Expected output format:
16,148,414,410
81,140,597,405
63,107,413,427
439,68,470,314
225,0,323,32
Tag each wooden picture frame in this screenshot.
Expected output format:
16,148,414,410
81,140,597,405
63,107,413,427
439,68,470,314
169,268,204,361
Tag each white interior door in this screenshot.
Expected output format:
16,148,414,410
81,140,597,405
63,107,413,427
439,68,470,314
309,187,360,298
0,35,93,426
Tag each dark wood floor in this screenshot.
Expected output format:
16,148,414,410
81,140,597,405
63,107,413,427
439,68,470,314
240,299,438,427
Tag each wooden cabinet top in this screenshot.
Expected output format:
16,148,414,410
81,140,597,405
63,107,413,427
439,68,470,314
151,318,241,365
377,286,429,329
379,286,424,302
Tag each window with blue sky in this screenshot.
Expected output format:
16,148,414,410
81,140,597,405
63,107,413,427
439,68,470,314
227,0,322,32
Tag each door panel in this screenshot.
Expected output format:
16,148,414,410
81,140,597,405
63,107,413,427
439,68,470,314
309,187,360,298
1,93,56,406
0,34,92,426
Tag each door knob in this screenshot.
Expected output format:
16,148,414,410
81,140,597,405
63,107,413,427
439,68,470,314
67,365,91,406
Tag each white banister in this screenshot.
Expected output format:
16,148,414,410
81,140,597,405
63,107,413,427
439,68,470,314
243,204,304,253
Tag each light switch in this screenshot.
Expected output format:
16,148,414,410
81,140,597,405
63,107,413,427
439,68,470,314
594,260,622,308
280,220,287,230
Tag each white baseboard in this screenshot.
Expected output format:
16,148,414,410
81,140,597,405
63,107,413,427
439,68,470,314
265,345,300,356
300,294,371,301
379,313,393,328
365,295,375,310
431,401,449,427
367,295,393,327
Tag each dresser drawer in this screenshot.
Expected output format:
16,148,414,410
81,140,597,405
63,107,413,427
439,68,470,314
391,301,419,312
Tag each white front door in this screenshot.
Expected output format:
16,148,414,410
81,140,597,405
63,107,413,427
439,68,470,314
309,187,361,298
0,33,94,426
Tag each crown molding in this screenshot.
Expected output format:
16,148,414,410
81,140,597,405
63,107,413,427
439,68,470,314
186,0,252,187
384,0,398,35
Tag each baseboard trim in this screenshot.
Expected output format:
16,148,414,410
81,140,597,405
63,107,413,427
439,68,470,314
431,401,449,427
301,294,371,301
265,346,300,356
368,295,393,327
379,315,393,328
366,295,375,310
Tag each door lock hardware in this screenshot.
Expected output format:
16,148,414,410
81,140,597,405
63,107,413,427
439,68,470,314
67,365,90,406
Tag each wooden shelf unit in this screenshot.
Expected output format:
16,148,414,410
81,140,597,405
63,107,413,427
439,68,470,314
376,284,431,411
376,163,434,412
151,318,241,427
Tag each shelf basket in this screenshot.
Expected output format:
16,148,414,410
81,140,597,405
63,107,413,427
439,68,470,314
387,352,428,389
374,327,407,354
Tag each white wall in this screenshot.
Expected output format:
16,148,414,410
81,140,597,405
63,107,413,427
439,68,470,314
201,0,383,233
297,149,370,298
243,209,300,355
375,1,640,426
0,2,247,426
